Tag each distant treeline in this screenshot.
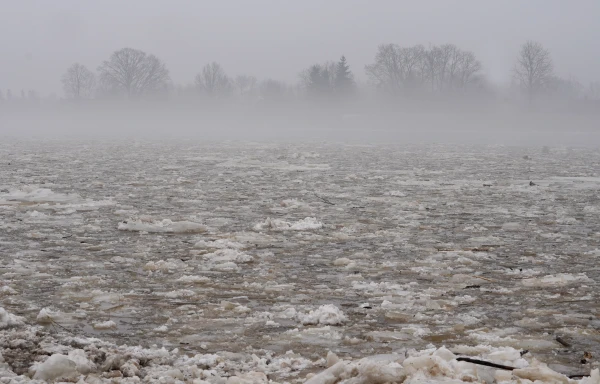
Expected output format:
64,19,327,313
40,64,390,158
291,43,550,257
1,41,600,111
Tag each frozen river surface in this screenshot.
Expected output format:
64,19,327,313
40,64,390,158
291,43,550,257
1,139,599,383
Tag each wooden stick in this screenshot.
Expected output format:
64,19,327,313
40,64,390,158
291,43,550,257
569,374,591,379
51,320,76,335
555,336,571,348
314,193,335,205
470,275,497,283
456,357,515,370
456,357,589,379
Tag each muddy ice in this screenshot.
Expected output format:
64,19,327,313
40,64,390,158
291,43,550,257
0,139,599,383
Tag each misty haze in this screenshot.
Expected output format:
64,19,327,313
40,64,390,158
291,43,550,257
1,1,600,383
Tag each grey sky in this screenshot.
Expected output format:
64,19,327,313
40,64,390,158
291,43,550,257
1,0,598,96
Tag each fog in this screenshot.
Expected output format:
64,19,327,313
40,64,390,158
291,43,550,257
1,0,599,144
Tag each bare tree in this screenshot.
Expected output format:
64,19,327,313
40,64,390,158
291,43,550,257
550,76,584,100
366,42,483,96
444,46,463,90
588,81,600,101
513,41,554,103
421,45,483,92
234,75,257,99
434,44,482,92
422,45,443,91
259,79,289,102
365,44,404,93
365,44,426,94
402,45,426,89
195,62,232,98
61,63,96,99
27,90,38,101
434,44,455,91
455,51,483,89
98,48,170,98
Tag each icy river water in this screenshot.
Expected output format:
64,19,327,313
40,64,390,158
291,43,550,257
1,139,599,383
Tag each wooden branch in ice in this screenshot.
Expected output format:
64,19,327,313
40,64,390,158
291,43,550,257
456,357,589,379
314,193,335,205
456,357,515,371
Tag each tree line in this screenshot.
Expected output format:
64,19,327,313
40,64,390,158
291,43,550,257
1,41,599,107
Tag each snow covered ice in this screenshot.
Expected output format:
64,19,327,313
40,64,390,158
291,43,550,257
1,139,600,382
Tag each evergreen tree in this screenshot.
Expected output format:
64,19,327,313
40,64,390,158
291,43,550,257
6,90,12,100
334,55,355,95
303,63,334,98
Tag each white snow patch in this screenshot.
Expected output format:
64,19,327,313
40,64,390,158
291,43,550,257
254,217,323,231
93,320,117,330
333,257,352,266
463,224,488,232
194,239,245,249
143,259,185,272
279,199,310,209
502,222,522,231
0,286,18,297
0,186,82,204
203,249,253,263
385,190,406,197
36,308,58,324
0,307,24,329
30,354,79,381
298,304,347,325
467,236,503,245
118,216,207,233
177,275,211,284
155,289,196,298
522,273,591,287
67,349,95,374
211,261,240,272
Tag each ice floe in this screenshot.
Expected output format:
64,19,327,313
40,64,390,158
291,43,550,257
253,217,324,231
118,216,207,233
